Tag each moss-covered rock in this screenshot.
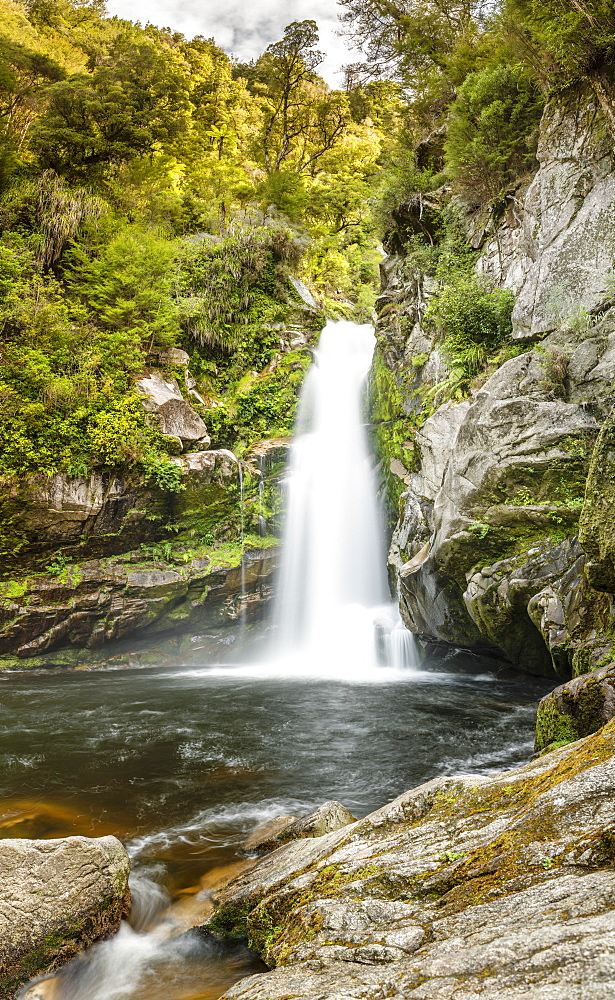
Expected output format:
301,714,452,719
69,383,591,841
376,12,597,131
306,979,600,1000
580,406,615,592
206,721,615,999
535,662,615,751
0,540,278,668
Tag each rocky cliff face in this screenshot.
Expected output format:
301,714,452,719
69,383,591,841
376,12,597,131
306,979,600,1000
375,91,615,680
0,360,290,669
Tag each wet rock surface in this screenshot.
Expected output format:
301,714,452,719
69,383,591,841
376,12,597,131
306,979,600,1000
397,352,597,674
375,91,615,679
0,836,130,999
0,546,278,666
208,722,615,1000
242,802,357,856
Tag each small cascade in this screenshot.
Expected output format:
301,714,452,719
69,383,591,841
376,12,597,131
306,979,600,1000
236,460,247,645
268,320,417,675
256,455,267,537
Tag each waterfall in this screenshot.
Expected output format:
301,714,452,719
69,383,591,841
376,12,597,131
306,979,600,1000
268,319,416,675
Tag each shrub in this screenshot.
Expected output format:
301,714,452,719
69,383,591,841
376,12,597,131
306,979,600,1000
67,226,180,354
426,253,515,398
445,64,543,203
177,225,303,351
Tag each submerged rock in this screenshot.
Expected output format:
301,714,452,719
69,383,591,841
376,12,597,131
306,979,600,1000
242,802,357,855
0,836,130,999
207,722,615,999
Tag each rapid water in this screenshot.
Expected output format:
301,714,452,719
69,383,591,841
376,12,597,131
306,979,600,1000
256,319,412,677
7,661,549,1000
10,321,551,999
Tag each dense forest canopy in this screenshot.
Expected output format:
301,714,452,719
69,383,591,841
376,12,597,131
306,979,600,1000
1,0,614,481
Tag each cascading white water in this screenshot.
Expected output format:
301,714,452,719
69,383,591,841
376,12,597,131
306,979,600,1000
269,319,416,674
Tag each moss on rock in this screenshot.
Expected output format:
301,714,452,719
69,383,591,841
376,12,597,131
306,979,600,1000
579,406,615,592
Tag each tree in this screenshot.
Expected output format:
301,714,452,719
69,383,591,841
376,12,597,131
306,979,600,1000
503,0,615,134
338,0,491,90
254,21,351,177
24,0,107,30
0,39,65,184
445,63,543,202
31,30,193,174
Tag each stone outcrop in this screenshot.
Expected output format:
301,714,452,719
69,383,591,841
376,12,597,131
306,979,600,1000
0,545,278,667
1,446,240,563
536,664,615,752
0,836,129,999
204,720,615,1000
0,441,285,667
376,91,615,679
136,371,210,450
478,93,615,341
395,350,599,675
242,802,357,855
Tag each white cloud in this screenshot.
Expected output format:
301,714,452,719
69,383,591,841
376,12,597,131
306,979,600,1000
104,0,362,87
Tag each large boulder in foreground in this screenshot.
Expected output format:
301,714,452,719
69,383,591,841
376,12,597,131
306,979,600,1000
207,721,615,1000
0,836,130,998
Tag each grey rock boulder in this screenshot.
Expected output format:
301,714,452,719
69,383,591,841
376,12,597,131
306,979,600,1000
536,662,615,751
0,836,130,999
398,352,597,672
289,276,318,310
136,372,210,447
243,802,357,855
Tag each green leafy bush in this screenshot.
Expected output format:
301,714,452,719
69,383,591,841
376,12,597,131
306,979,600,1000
445,64,543,203
143,456,186,493
425,242,515,398
67,225,180,363
177,226,302,351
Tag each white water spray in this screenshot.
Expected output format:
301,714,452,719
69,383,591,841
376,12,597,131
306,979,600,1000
268,320,416,675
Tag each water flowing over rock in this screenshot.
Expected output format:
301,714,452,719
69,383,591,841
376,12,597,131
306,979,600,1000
268,320,416,675
243,802,357,855
206,721,615,1000
0,836,130,999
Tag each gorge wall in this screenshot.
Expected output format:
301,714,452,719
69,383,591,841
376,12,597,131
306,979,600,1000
374,89,615,684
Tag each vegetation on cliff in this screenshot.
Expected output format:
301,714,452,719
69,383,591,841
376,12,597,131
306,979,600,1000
0,1,403,485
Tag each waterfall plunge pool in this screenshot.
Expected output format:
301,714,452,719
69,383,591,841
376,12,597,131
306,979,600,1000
3,657,551,1000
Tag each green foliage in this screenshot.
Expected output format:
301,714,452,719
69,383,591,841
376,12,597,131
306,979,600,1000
445,64,543,202
0,578,28,599
177,226,302,351
503,0,615,86
32,30,193,175
143,457,186,493
425,239,515,398
68,225,180,361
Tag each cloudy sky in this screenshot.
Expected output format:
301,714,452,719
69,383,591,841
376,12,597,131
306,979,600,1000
104,0,361,86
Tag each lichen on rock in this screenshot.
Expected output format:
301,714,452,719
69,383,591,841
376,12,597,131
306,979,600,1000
205,722,615,1000
0,836,130,999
